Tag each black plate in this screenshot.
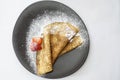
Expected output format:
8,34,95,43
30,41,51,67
12,1,90,79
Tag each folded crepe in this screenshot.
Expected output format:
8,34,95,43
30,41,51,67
36,27,52,75
60,36,83,56
36,22,80,75
47,22,79,64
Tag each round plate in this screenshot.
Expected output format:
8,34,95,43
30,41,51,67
12,1,90,79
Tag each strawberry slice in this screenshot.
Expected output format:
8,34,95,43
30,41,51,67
32,37,42,45
30,37,43,51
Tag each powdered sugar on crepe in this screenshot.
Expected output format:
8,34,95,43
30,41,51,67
49,23,76,40
26,11,83,73
65,27,76,40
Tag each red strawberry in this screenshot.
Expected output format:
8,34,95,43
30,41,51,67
32,37,42,45
30,37,43,51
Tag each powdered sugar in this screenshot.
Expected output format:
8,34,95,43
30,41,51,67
49,24,76,40
65,27,76,40
26,11,84,73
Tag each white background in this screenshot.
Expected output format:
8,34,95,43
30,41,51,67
0,0,120,80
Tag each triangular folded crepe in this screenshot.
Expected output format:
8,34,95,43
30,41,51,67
47,22,79,64
36,27,52,75
60,36,83,56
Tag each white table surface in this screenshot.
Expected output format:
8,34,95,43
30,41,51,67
0,0,120,80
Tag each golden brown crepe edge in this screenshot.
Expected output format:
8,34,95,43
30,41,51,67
60,36,83,56
36,27,53,75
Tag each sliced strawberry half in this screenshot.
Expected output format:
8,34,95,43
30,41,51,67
32,37,42,45
30,37,43,51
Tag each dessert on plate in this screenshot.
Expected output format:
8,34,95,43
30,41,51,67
30,22,83,75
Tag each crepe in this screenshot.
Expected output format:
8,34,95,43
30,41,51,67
60,36,83,56
47,22,79,64
36,27,52,75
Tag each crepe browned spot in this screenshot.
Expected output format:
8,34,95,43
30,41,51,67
47,22,79,64
60,36,83,56
36,27,52,75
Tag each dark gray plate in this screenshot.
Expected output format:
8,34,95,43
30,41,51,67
12,1,90,79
